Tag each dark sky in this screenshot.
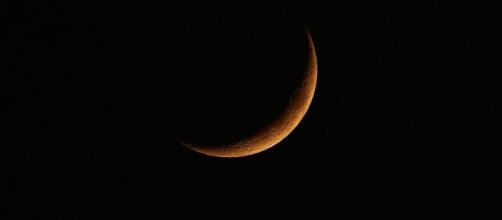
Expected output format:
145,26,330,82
5,1,501,219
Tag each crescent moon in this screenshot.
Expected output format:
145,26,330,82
180,29,318,158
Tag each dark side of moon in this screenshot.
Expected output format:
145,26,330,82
180,29,318,158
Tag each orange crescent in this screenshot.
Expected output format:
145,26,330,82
180,29,318,158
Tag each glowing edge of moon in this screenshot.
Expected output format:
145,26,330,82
180,29,318,158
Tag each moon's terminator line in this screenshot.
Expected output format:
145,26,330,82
180,28,318,158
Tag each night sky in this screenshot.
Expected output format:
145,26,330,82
5,1,501,219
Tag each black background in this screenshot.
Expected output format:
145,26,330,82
4,1,501,219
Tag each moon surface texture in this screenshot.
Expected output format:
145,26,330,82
180,29,318,158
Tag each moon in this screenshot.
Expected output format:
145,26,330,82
180,28,318,158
